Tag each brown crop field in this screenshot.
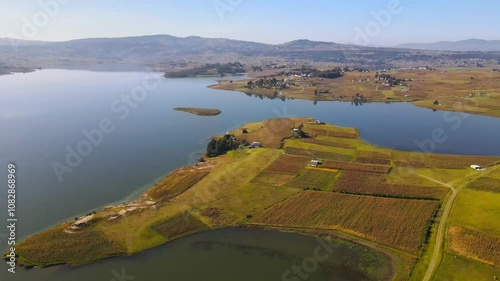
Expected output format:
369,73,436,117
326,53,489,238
263,154,309,174
323,160,391,174
427,154,500,169
449,226,500,267
284,147,354,162
287,169,338,190
147,168,209,201
16,225,126,266
394,160,430,168
151,212,209,240
251,191,440,253
467,177,500,193
357,150,392,159
355,157,392,165
333,171,448,200
301,138,352,148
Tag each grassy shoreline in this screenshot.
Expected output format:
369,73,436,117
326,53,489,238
209,68,500,118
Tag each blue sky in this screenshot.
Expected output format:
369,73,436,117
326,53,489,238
1,0,498,45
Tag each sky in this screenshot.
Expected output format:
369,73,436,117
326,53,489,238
0,0,499,46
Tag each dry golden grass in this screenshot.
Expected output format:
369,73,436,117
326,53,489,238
333,171,448,200
251,171,295,186
16,224,126,267
467,177,500,193
251,191,440,253
449,226,500,267
150,212,209,239
322,160,391,174
284,147,354,162
263,154,309,174
355,157,392,165
287,169,338,190
147,168,209,201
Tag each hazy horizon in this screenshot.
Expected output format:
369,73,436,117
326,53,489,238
1,0,499,46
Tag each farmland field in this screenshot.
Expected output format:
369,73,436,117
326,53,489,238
355,157,392,165
467,176,500,193
333,171,448,199
263,154,309,174
433,254,500,281
286,169,338,190
448,226,500,267
322,160,391,174
147,168,209,201
251,191,440,253
450,188,500,236
151,212,209,239
284,146,354,161
251,171,295,186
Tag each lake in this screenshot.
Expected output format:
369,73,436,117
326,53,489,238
1,69,499,280
7,228,393,281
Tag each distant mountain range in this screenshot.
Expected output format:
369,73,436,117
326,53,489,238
0,35,498,71
395,39,500,52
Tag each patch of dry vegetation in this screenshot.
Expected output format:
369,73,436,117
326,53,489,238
16,225,126,267
287,169,338,190
333,171,448,200
449,226,500,267
322,160,391,174
284,147,354,162
150,212,209,239
147,168,209,201
263,154,309,174
467,177,500,193
251,191,440,253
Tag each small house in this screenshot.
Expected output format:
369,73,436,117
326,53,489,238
251,142,261,148
470,165,483,171
292,128,300,134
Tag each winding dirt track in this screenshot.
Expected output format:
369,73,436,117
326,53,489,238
419,165,499,281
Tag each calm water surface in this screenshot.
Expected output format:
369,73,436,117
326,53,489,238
0,69,499,280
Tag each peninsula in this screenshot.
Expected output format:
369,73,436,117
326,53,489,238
7,118,500,281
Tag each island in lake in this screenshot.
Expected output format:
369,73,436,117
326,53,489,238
7,118,500,281
173,107,221,116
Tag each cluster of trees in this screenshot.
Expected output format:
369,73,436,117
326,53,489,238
205,134,241,157
246,77,287,90
352,93,367,106
164,62,245,78
315,68,343,79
